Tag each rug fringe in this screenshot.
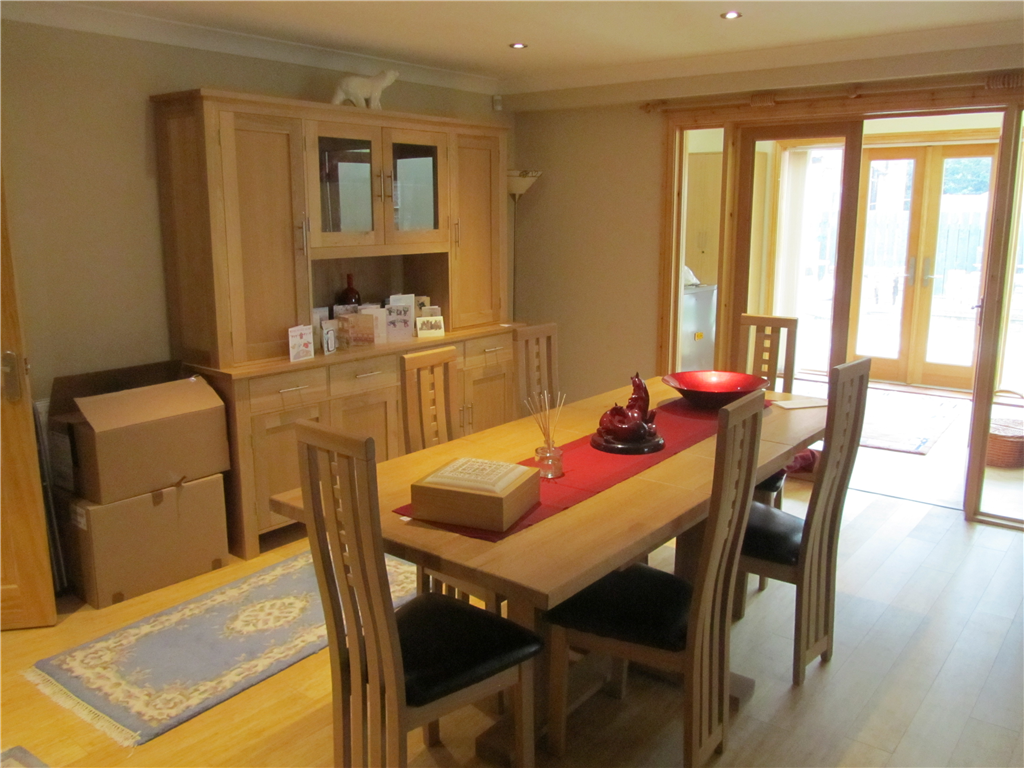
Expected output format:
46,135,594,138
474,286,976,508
22,667,140,747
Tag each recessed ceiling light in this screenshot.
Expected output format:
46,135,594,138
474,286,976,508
509,42,527,49
720,10,742,19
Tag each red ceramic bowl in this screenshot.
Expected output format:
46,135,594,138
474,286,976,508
662,371,769,410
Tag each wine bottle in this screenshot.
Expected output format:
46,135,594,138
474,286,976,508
337,273,361,305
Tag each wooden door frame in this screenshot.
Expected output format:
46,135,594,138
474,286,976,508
715,120,863,375
655,71,1023,527
965,106,1023,528
850,146,928,383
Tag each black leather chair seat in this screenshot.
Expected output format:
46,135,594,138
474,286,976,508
754,469,787,494
397,592,543,707
546,564,693,652
742,501,804,567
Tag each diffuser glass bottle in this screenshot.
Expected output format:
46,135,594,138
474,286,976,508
337,273,361,306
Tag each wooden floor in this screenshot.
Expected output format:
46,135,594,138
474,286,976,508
2,483,1021,768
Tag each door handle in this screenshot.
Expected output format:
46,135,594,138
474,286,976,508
904,256,917,285
2,351,23,402
923,257,935,283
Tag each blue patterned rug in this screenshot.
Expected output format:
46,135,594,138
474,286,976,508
24,550,417,747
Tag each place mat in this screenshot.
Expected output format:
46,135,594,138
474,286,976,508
395,397,724,541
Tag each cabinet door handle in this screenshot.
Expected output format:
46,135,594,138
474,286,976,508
454,220,460,246
384,171,393,200
355,371,383,378
467,402,474,428
459,404,465,428
2,351,22,403
484,346,504,353
279,385,309,393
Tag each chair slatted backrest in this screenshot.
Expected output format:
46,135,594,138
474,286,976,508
514,324,559,414
799,357,871,663
739,314,798,393
297,421,406,767
688,390,764,762
401,346,459,453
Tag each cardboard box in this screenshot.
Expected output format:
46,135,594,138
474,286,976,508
61,474,229,609
410,460,540,532
49,363,229,505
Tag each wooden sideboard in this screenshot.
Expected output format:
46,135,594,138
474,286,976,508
152,89,513,558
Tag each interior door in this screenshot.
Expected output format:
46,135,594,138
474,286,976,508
1,181,57,630
850,144,996,388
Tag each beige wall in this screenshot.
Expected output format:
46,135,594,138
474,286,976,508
513,105,665,401
1,20,504,399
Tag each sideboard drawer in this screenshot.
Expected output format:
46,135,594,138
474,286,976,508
329,355,400,398
464,333,514,369
249,368,329,414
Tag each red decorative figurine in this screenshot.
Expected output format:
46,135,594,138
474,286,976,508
591,373,666,454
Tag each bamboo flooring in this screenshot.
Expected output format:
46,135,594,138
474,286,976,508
2,484,1021,768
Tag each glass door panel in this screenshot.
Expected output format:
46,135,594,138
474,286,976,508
856,156,916,361
771,143,845,375
382,129,449,245
305,121,383,248
923,154,992,368
319,136,374,233
917,146,994,388
392,143,438,231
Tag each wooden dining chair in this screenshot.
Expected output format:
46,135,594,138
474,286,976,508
400,346,502,613
296,420,543,768
732,357,871,686
738,314,798,394
740,314,799,511
514,323,559,416
400,346,460,453
545,390,765,768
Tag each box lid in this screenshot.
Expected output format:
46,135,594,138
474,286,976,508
74,377,223,432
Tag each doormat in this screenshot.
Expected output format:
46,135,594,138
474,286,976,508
23,551,417,747
860,389,967,455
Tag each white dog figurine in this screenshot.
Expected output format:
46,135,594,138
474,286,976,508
331,70,399,109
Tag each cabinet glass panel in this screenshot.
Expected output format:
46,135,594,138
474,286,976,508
392,143,439,231
319,136,373,233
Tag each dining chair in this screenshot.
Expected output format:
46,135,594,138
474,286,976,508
740,314,799,511
514,323,559,416
732,357,871,686
738,314,797,394
400,346,503,613
400,346,460,453
545,390,765,768
296,420,543,768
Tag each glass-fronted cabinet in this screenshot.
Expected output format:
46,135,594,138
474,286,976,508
306,121,448,252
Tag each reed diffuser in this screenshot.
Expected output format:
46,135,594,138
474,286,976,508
525,391,566,478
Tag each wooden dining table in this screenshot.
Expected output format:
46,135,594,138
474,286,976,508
271,376,827,756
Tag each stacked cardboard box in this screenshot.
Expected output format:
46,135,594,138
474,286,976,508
49,362,231,608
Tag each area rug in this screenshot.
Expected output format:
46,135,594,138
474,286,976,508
24,550,417,747
0,747,48,768
859,389,967,455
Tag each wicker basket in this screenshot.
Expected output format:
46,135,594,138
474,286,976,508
987,417,1024,468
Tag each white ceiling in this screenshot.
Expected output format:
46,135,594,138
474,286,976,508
5,1,1022,98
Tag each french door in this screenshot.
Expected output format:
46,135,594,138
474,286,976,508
850,144,996,388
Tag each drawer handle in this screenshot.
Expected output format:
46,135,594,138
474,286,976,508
279,385,310,393
484,346,504,353
355,371,384,378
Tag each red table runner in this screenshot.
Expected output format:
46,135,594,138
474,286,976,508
394,397,725,542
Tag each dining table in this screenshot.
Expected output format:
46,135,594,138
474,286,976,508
271,375,827,757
